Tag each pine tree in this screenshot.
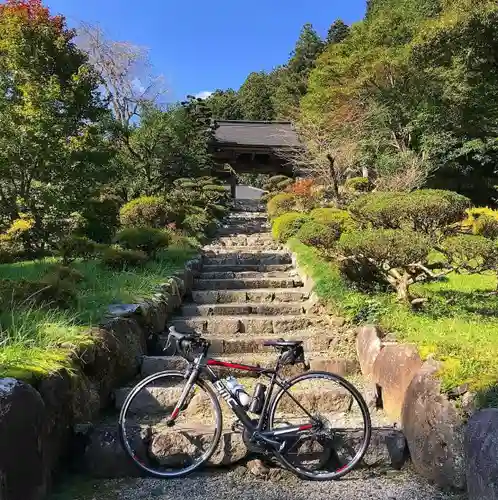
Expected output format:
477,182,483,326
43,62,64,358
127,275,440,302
326,19,350,44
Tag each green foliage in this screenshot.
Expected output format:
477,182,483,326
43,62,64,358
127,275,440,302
473,216,498,240
58,236,98,265
441,235,497,273
78,197,120,243
295,221,340,249
118,99,215,198
238,71,276,121
326,19,350,44
0,277,76,310
267,193,299,219
263,175,293,191
101,247,148,269
309,208,356,233
114,227,170,256
205,89,243,120
119,196,173,228
339,229,431,269
272,212,309,243
181,212,217,239
349,190,470,235
344,177,372,192
0,2,113,244
44,265,84,284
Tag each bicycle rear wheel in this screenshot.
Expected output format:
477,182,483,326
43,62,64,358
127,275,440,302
118,370,222,478
268,371,371,480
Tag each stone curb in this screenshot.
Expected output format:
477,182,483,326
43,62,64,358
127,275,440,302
356,325,475,492
0,254,200,500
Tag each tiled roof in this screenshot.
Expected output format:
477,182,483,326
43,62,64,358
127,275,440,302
213,120,300,148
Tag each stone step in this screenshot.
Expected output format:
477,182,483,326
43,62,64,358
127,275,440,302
141,353,359,378
193,277,303,291
191,288,310,304
205,242,282,251
180,302,308,317
215,226,269,236
169,314,327,335
114,379,355,416
226,212,268,220
77,421,407,477
202,252,291,266
199,270,296,279
201,264,292,273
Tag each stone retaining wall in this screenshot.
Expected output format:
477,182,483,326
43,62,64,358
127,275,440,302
0,256,201,500
356,325,477,492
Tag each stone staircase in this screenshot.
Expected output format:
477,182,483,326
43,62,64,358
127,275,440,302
77,200,406,478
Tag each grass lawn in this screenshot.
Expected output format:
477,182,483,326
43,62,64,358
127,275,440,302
0,246,197,381
288,238,498,408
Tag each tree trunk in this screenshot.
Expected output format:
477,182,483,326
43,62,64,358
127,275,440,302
326,154,340,199
395,274,412,303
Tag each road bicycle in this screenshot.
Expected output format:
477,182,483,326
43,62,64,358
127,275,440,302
119,326,372,480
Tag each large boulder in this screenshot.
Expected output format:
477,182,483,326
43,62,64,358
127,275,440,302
356,326,382,378
401,361,466,490
0,378,47,500
372,343,423,420
465,408,498,500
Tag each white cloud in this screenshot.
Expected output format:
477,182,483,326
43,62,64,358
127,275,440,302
194,90,214,100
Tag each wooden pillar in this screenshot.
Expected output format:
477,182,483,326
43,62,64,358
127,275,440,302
229,175,237,199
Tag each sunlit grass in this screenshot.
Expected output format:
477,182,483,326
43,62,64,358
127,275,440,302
289,238,498,407
0,245,197,381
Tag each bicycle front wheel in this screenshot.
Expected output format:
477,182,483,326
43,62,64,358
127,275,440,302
118,370,222,478
268,371,371,480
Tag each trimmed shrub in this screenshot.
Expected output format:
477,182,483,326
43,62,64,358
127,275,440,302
473,216,498,239
339,229,431,269
263,175,292,191
182,212,217,238
58,236,98,264
344,177,372,192
338,229,432,301
114,227,170,256
0,278,76,309
349,190,471,235
120,196,176,228
309,208,357,233
101,247,148,269
79,197,120,243
44,265,84,284
272,212,309,243
267,193,299,219
441,235,497,272
295,221,340,249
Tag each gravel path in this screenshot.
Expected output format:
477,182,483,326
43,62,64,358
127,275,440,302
50,467,467,500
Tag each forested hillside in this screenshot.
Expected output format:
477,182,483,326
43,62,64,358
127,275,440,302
207,0,498,205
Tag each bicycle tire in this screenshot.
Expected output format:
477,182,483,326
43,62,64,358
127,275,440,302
118,370,223,478
268,370,372,481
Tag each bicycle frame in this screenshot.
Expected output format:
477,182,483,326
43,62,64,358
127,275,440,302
168,349,318,446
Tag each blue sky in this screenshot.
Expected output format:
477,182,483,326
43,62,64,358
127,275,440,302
45,0,366,101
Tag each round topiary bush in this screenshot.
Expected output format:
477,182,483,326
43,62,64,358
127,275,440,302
441,235,497,272
349,190,471,235
272,212,309,243
309,208,357,233
295,221,340,249
267,193,299,219
473,216,498,239
114,227,170,256
58,236,98,264
101,247,148,269
120,196,174,228
181,212,217,238
344,177,372,192
263,175,293,192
